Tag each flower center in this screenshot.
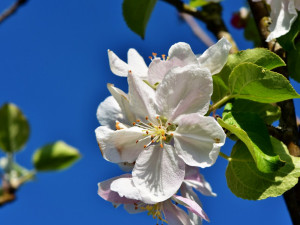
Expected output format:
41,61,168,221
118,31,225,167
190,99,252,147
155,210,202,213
134,202,167,224
134,116,176,149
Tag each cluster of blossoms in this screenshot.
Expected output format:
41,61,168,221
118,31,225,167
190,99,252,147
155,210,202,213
253,0,300,41
95,38,231,224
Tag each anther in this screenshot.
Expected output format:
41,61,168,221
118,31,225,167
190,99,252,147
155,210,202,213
156,116,159,119
136,119,140,122
170,133,173,136
148,123,153,126
160,144,163,148
149,56,153,60
163,137,166,140
152,52,157,57
144,145,147,148
132,122,136,125
146,131,149,134
136,140,139,143
168,123,171,125
145,116,149,120
162,54,166,60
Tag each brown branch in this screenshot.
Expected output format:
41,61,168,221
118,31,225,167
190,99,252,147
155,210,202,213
0,0,28,24
248,1,300,224
161,0,239,53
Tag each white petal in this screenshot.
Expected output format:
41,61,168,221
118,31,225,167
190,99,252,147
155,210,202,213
156,65,212,121
168,42,199,66
96,96,125,129
174,113,226,168
132,144,185,204
172,195,209,222
266,0,298,41
128,71,156,120
163,200,192,225
124,203,146,214
98,174,138,204
118,162,135,172
148,58,174,85
108,49,130,77
197,37,231,75
107,84,136,123
111,177,143,201
128,48,148,78
184,166,216,197
95,126,147,163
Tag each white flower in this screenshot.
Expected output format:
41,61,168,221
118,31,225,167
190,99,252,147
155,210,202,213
253,0,300,41
97,166,215,225
95,61,226,203
108,38,231,83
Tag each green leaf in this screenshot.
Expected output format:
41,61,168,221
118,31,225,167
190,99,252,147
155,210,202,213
228,63,300,103
287,42,300,83
218,112,285,173
277,13,300,51
189,0,209,7
223,99,281,125
0,103,30,153
122,0,157,39
33,141,80,171
212,48,285,103
226,137,300,200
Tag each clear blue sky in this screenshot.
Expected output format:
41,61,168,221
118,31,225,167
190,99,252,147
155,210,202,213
0,0,297,224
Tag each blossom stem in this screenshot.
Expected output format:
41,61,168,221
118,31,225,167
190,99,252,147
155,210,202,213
205,95,233,116
219,152,231,161
0,0,28,24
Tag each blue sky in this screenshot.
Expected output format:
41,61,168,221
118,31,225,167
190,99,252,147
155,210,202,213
0,0,297,224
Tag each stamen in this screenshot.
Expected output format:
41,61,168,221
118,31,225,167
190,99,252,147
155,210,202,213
145,116,149,120
152,52,157,57
136,119,141,122
160,144,163,148
161,54,166,60
132,122,136,126
149,56,153,60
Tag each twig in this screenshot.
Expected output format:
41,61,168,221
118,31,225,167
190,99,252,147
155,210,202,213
180,13,215,47
0,0,28,24
161,0,239,53
248,1,300,224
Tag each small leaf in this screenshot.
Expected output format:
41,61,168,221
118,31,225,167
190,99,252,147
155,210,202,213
287,42,300,83
229,63,300,103
33,141,80,171
218,112,285,173
223,99,281,125
0,103,30,153
122,0,157,39
189,0,209,7
226,137,300,200
277,13,300,51
212,48,285,102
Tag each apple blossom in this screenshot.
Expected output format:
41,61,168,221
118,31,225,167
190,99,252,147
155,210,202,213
95,61,226,203
98,166,215,225
108,38,231,84
252,0,300,41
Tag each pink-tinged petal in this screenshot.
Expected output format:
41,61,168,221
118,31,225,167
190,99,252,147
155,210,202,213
132,144,185,204
266,0,298,41
95,126,147,163
128,71,156,120
172,195,209,222
156,65,212,121
128,48,148,78
108,49,130,77
180,183,203,225
107,84,136,123
168,42,199,67
174,113,226,168
184,166,216,197
197,37,231,75
98,174,138,204
295,0,300,11
148,58,174,85
111,177,143,201
162,199,192,225
124,203,146,214
96,96,125,129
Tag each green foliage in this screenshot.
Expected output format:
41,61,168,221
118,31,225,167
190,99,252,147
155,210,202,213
33,141,80,171
122,0,157,39
287,42,300,83
224,100,281,125
228,63,300,103
278,13,300,51
0,103,30,153
226,137,300,200
212,48,286,103
218,112,285,173
189,0,209,7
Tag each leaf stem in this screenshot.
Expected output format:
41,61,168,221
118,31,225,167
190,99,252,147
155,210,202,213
219,152,231,161
206,95,232,116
